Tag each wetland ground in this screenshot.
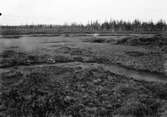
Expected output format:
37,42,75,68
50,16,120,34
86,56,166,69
1,33,167,117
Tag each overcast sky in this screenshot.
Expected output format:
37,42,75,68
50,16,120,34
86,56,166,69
0,0,167,25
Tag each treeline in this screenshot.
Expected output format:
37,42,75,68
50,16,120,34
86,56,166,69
1,20,167,35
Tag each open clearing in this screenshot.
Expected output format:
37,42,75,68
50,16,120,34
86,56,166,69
1,34,167,117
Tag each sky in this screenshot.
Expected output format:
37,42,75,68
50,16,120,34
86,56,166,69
0,0,167,25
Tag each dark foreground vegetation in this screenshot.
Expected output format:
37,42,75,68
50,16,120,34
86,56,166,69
1,64,167,117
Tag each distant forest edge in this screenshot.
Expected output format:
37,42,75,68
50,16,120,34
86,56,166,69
1,20,167,35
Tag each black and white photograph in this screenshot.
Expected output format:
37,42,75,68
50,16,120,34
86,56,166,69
0,0,167,117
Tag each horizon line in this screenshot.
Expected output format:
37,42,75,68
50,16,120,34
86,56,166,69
0,19,166,26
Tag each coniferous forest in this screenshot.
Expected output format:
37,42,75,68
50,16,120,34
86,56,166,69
1,20,167,35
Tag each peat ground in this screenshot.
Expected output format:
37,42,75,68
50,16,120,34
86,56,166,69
1,34,167,117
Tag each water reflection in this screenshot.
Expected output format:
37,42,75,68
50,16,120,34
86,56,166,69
0,37,42,52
